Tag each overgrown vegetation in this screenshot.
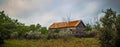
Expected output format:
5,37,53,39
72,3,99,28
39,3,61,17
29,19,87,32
0,10,74,44
1,38,100,47
0,11,49,44
0,8,120,47
47,29,73,40
84,24,96,37
96,8,120,47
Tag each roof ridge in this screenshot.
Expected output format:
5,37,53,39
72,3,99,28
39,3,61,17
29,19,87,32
53,20,81,23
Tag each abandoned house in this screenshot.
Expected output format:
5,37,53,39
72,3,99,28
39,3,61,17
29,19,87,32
49,20,85,36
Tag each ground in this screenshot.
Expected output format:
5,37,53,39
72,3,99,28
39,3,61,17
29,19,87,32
1,38,100,47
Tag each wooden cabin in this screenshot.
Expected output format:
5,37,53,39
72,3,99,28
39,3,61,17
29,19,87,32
49,20,85,36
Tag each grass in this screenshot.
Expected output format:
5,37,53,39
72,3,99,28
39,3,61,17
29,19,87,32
1,38,100,47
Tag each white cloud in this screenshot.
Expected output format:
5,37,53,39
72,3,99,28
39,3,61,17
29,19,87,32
1,0,118,27
18,11,56,26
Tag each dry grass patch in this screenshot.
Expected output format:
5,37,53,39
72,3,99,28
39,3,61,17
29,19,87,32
1,38,100,47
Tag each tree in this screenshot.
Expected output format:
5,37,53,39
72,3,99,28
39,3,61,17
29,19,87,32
112,14,120,47
30,24,36,31
97,8,120,47
29,24,41,32
36,24,41,29
40,27,48,35
0,11,15,44
0,11,49,40
84,24,92,31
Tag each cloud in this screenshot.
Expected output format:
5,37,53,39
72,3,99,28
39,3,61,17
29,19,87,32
0,0,120,27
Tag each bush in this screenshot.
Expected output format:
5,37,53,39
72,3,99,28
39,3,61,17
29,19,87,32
47,29,73,40
25,31,41,39
47,33,59,39
85,31,96,37
10,32,19,39
0,37,4,45
84,30,97,37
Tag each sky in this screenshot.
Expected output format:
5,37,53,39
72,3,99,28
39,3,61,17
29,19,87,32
0,0,120,27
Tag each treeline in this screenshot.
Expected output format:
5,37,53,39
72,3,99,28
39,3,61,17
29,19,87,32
0,11,49,44
0,11,74,45
0,8,120,47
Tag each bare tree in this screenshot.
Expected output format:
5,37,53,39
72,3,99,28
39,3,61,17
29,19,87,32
62,11,72,22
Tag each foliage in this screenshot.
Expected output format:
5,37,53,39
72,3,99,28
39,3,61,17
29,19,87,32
0,37,4,45
40,27,48,35
0,11,16,44
47,29,73,40
96,8,120,47
84,24,92,31
58,29,72,36
2,38,100,47
58,29,73,40
54,29,59,33
84,30,96,37
84,24,96,37
25,31,41,39
112,14,120,47
0,11,49,40
10,32,19,39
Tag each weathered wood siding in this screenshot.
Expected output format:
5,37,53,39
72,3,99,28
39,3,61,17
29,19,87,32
49,21,85,36
75,22,85,36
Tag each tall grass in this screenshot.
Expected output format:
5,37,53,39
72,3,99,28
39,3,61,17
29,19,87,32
1,38,100,47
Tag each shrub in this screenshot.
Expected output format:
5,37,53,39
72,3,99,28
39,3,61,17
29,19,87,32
47,33,60,39
84,30,97,37
0,37,4,45
47,29,73,40
25,31,41,39
10,32,19,39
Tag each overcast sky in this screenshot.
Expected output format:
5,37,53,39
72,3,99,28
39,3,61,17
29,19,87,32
0,0,120,27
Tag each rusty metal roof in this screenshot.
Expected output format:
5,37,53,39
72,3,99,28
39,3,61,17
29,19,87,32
49,20,82,29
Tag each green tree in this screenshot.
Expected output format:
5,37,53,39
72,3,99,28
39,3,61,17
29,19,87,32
36,24,41,29
84,24,92,31
98,8,120,47
112,14,120,47
29,24,41,32
40,27,48,35
0,11,16,44
30,24,36,31
0,11,49,40
0,11,13,39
